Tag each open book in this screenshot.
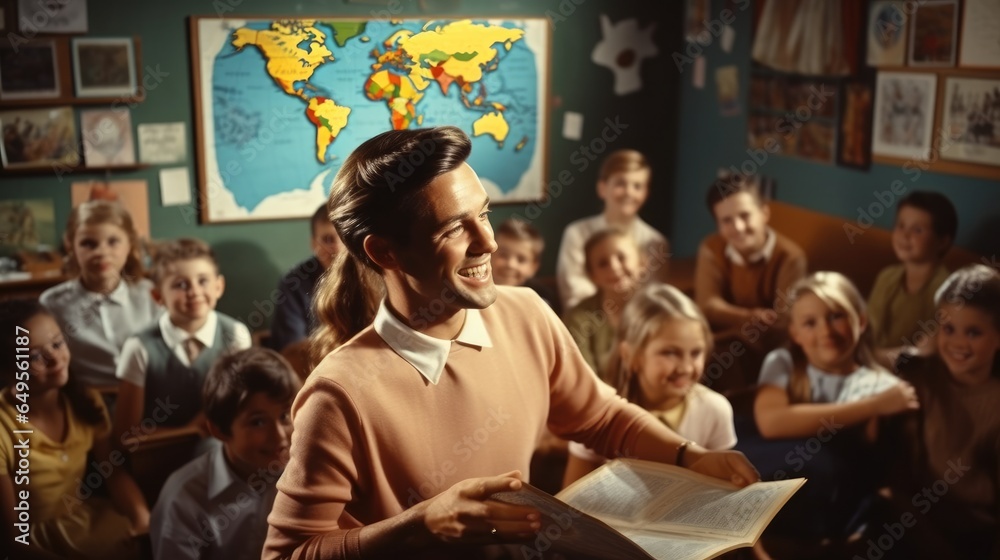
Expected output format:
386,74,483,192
493,458,804,560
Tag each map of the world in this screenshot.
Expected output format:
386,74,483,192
192,17,549,222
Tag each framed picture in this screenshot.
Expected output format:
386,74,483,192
940,77,1000,166
72,37,136,97
959,0,1000,68
838,80,875,169
866,1,907,67
907,0,958,67
0,199,57,255
0,107,79,169
796,121,836,163
872,72,937,160
190,16,550,222
17,0,87,33
685,0,711,43
80,108,135,166
0,39,60,100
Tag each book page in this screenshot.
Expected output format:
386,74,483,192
620,529,739,560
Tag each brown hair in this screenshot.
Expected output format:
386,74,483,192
935,264,1000,376
496,218,544,259
310,126,471,362
310,203,329,238
705,173,765,215
598,149,650,182
149,238,219,286
63,200,145,282
897,191,958,257
583,228,638,275
202,347,302,436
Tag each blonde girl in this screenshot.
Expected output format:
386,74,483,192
563,282,736,486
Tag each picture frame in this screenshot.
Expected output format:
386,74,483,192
17,0,87,33
907,0,958,67
0,199,57,255
72,37,136,97
0,39,60,100
838,79,874,169
959,0,1000,68
871,71,937,160
685,0,711,43
866,1,908,67
80,108,135,166
940,77,1000,166
0,107,79,169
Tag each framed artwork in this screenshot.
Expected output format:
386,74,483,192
72,37,136,97
80,108,135,166
0,39,60,100
0,199,56,255
872,72,937,160
0,107,79,169
838,80,874,169
907,0,958,67
685,0,711,43
17,0,87,33
940,77,1000,166
959,0,1000,68
866,1,907,67
190,16,550,223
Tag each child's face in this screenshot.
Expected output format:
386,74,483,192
311,220,344,269
24,313,70,392
789,293,862,373
632,318,706,410
221,392,293,474
587,236,641,295
598,169,650,221
72,222,131,288
712,192,770,258
937,303,1000,385
893,206,947,264
491,235,539,286
153,258,225,328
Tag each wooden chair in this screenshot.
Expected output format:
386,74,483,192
124,426,202,506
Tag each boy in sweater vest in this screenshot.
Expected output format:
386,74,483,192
114,238,251,446
694,174,807,391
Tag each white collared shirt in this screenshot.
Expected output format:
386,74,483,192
373,299,492,385
116,310,252,387
724,227,777,266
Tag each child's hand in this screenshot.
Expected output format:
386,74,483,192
873,382,919,415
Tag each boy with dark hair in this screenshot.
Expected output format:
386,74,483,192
150,347,302,559
491,218,560,312
270,204,345,352
868,190,958,362
114,238,252,442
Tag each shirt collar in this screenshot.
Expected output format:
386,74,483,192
77,278,130,306
159,310,218,349
725,228,776,266
373,299,492,385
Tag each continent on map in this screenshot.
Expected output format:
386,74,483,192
364,70,423,130
307,97,351,163
472,112,510,146
232,20,335,97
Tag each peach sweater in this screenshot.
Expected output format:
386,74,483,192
263,287,656,560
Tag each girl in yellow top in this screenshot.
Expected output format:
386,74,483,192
0,299,148,559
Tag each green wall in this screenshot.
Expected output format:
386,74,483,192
0,0,682,329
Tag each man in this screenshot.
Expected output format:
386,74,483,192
263,127,758,560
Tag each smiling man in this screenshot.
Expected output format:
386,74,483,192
263,127,759,560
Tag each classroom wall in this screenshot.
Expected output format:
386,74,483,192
0,0,683,328
670,1,1000,261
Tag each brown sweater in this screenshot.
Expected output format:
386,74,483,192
263,287,656,560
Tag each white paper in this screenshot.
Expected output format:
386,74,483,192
138,122,187,164
721,25,736,53
693,56,706,89
159,167,192,206
959,0,1000,67
591,14,658,95
562,111,584,141
18,0,87,33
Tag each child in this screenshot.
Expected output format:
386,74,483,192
564,229,643,377
867,191,957,363
562,282,737,486
744,271,918,544
150,347,301,559
882,264,1000,559
556,149,669,311
114,238,251,443
40,200,161,389
694,173,807,389
491,218,560,313
0,299,149,559
269,204,345,352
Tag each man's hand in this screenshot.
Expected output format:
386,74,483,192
419,470,541,543
686,450,761,487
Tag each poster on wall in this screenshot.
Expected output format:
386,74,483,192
0,199,56,256
838,80,874,169
907,0,958,67
940,77,1000,166
70,180,150,239
866,1,908,67
0,107,79,169
871,72,937,160
190,16,550,223
959,0,1000,68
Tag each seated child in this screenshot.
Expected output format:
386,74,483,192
491,218,559,312
150,347,301,559
867,191,957,364
556,149,669,311
269,204,345,352
881,265,1000,559
564,229,643,378
0,299,149,559
41,200,161,389
740,271,918,542
114,238,252,442
563,283,736,487
694,173,807,389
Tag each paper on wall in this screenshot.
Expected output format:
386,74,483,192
159,167,192,206
138,122,187,164
562,112,584,141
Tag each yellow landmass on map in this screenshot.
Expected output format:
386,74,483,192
397,20,524,91
307,97,351,163
472,112,509,146
232,21,334,97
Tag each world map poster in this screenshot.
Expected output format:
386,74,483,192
191,17,550,223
